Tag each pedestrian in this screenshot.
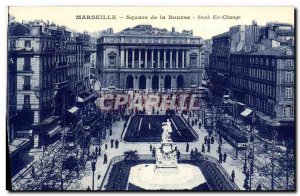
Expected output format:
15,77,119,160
103,153,108,164
204,136,207,144
219,136,223,144
207,137,211,145
115,139,119,149
191,120,194,126
243,178,249,190
175,146,178,151
105,142,108,150
98,175,101,180
99,146,101,156
211,136,214,144
186,143,189,152
190,149,194,158
207,144,210,153
177,150,181,159
223,152,227,163
31,166,35,178
256,184,262,191
199,122,202,129
219,152,223,163
87,186,91,191
218,145,221,154
110,139,114,148
195,118,198,125
95,147,99,157
194,147,198,154
150,144,152,151
109,128,112,136
202,143,205,153
246,170,250,180
231,170,235,182
152,148,156,158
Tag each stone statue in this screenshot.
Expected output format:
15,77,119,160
161,119,172,143
156,119,177,168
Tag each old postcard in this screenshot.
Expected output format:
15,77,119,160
6,6,295,191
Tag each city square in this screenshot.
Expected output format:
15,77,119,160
7,6,295,192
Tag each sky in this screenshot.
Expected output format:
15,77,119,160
8,6,294,39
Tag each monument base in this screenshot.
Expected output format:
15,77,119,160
128,164,206,190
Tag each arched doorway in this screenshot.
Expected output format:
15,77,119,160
126,75,134,89
164,75,172,90
177,75,184,89
139,75,146,89
152,75,159,90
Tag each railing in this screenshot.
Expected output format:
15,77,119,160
23,66,32,72
22,104,31,110
23,85,31,91
100,153,239,190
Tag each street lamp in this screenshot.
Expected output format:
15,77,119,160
91,161,96,191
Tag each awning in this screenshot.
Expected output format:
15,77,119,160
240,108,253,117
48,126,62,137
68,106,79,114
77,91,97,103
9,138,31,157
77,96,84,103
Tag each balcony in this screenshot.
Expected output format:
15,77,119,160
41,47,55,53
56,62,68,67
23,104,31,110
53,80,69,90
23,84,31,91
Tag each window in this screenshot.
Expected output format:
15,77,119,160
286,59,293,67
285,88,293,98
283,105,292,117
285,72,293,82
25,40,31,47
24,95,30,109
24,57,31,70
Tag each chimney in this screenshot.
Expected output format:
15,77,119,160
172,27,175,33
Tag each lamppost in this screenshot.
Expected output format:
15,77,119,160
91,161,96,191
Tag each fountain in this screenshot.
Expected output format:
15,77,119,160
128,119,206,190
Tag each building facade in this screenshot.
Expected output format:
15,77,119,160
230,47,294,140
97,25,203,90
210,22,260,97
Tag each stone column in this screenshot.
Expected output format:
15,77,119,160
146,76,151,90
182,50,185,68
125,49,128,68
133,76,138,90
138,49,141,68
170,50,173,68
132,49,135,68
171,76,176,89
103,50,106,67
176,50,179,68
120,49,124,67
145,50,148,68
151,49,154,68
157,49,160,68
164,49,166,68
186,50,190,67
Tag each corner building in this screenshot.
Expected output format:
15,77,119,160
97,25,203,90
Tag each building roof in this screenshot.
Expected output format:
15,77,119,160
104,24,196,37
232,46,294,57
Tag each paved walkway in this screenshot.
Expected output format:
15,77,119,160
67,114,248,191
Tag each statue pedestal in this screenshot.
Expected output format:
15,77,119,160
156,142,177,168
128,164,206,190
